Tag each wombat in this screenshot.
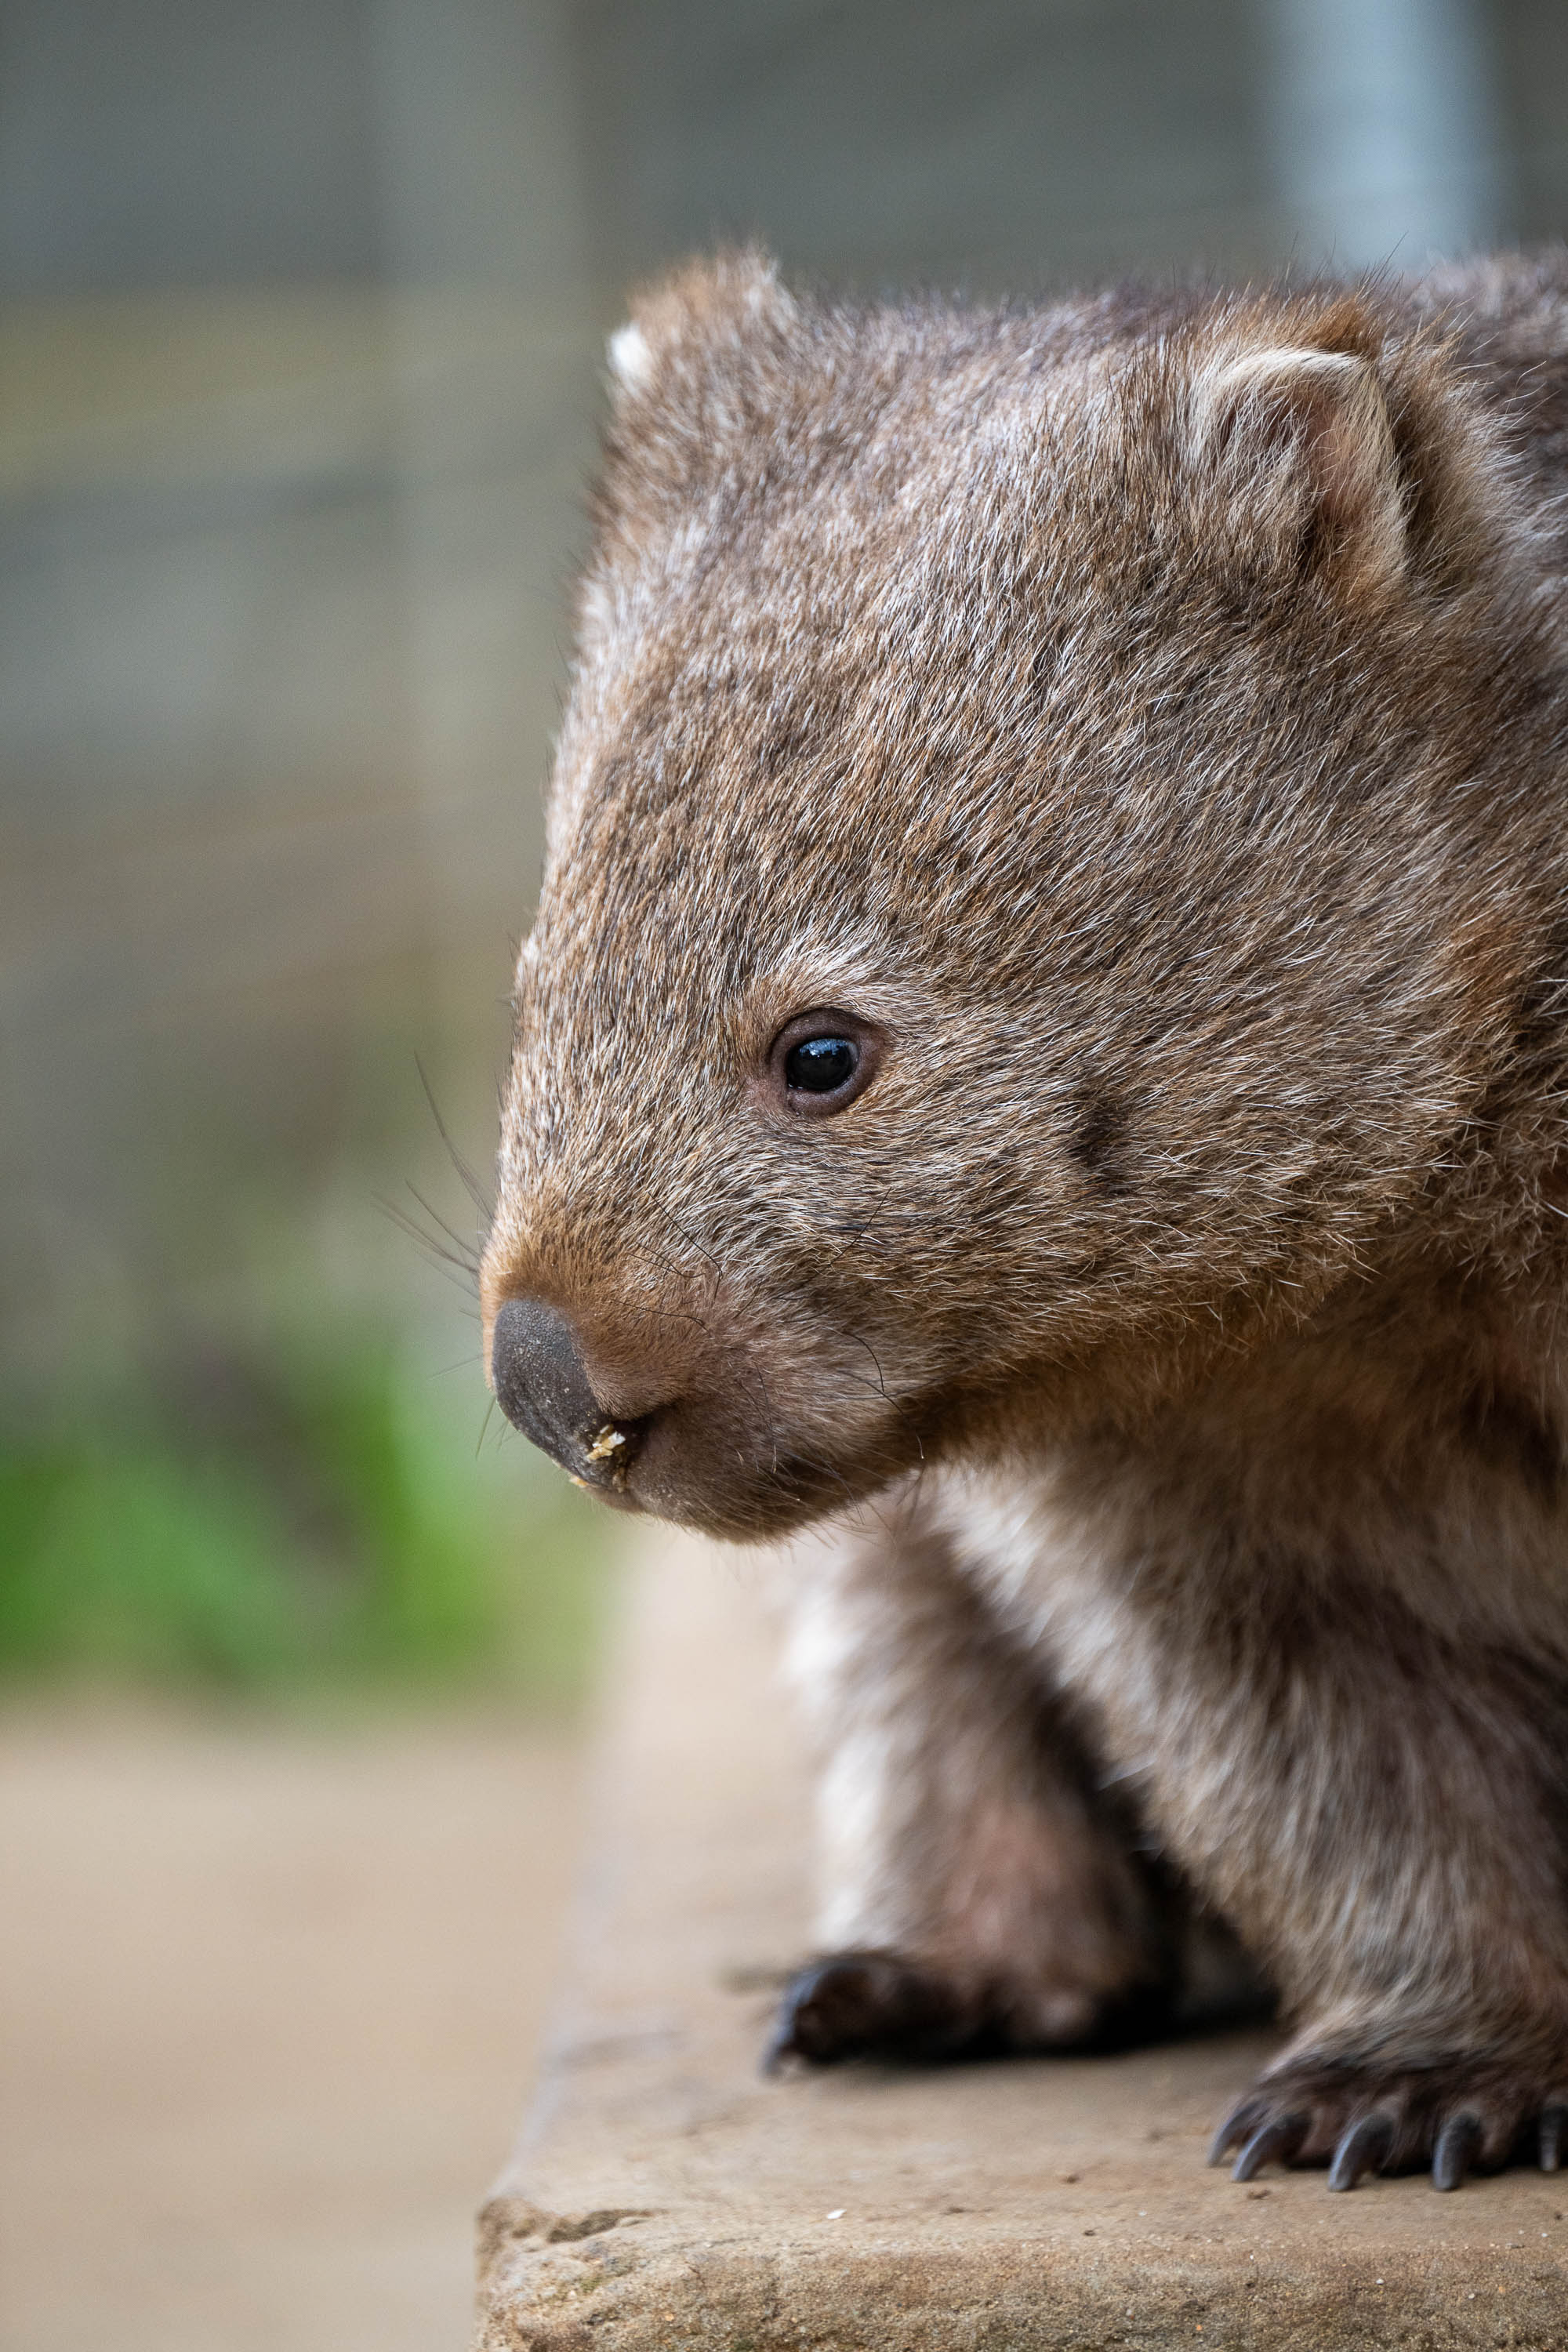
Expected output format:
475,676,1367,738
479,248,1568,2192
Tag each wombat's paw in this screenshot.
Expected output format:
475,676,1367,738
763,1947,1174,2072
763,1951,979,2071
1210,2056,1568,2192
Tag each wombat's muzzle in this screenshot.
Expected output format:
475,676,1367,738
490,1297,645,1495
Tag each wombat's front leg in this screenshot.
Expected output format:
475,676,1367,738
766,1503,1192,2067
1152,1610,1568,2191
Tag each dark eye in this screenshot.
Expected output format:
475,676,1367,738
763,1007,884,1120
785,1034,859,1094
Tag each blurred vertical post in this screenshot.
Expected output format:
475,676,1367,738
369,0,601,1130
1261,0,1512,268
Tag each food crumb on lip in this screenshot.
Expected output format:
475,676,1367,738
585,1423,629,1463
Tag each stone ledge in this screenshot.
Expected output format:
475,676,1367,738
475,1531,1568,2350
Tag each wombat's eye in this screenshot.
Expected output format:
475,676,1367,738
786,1036,858,1093
765,1009,884,1120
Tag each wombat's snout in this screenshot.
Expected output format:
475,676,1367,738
491,1298,646,1496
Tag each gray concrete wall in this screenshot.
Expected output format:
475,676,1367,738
0,0,384,293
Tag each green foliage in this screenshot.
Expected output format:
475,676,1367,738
0,1327,615,1704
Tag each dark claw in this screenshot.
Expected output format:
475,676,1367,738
1232,2111,1309,2183
1208,2100,1263,2166
1432,2112,1483,2192
1327,2111,1394,2192
1541,2104,1567,2173
762,1951,970,2072
764,1955,883,2073
760,2016,796,2077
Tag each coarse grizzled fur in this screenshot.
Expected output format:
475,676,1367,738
480,247,1568,2192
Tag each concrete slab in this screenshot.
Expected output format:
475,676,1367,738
476,1532,1568,2349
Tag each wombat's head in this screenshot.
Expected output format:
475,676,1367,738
481,252,1544,1538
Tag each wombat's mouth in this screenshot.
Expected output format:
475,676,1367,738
600,1393,925,1539
488,1292,924,1537
564,1412,654,1501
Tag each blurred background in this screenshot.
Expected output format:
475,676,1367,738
4,2,1567,2346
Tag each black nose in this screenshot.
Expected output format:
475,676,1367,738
491,1298,639,1487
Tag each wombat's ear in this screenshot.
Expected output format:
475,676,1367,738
608,249,795,395
1188,343,1406,597
598,249,800,508
606,247,795,401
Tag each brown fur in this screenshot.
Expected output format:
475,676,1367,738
481,249,1568,2187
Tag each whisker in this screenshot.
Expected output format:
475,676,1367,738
405,1182,485,1275
776,1446,902,1545
416,1056,493,1221
836,1358,926,1465
666,1216,727,1284
738,1348,782,1479
378,1198,483,1298
379,1189,481,1276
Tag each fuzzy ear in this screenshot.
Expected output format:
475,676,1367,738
595,249,800,528
1189,344,1406,596
604,247,797,414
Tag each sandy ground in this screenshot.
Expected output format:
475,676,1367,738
0,1699,586,2352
